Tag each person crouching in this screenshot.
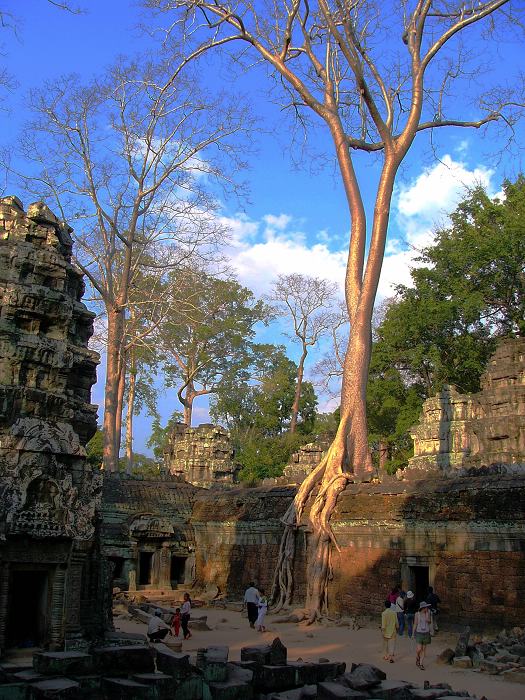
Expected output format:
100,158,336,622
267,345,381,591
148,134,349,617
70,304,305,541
147,609,171,643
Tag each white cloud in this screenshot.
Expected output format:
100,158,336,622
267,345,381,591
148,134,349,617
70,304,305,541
378,154,496,298
221,213,347,296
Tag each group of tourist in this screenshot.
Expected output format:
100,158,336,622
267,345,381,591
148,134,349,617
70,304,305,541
381,584,441,669
146,591,192,643
243,582,269,632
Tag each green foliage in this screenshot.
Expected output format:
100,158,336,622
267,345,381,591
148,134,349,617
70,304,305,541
118,453,163,478
235,432,305,482
147,411,184,460
368,176,525,473
86,428,103,468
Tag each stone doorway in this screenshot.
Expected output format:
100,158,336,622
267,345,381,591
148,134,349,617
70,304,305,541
170,556,187,586
409,565,429,602
6,569,49,649
138,551,153,586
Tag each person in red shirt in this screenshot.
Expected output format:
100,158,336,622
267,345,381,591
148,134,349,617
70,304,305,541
171,607,181,637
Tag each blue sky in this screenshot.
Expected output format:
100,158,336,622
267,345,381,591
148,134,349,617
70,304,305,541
1,1,524,453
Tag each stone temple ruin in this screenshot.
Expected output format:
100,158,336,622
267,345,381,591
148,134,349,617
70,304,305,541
163,423,239,488
1,195,525,697
0,197,103,655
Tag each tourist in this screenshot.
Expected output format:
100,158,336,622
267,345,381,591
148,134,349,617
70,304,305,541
387,586,399,605
171,607,181,637
243,581,260,629
425,586,441,631
381,600,398,663
405,591,418,638
255,588,268,632
414,601,433,669
394,590,406,636
147,609,171,643
181,592,192,640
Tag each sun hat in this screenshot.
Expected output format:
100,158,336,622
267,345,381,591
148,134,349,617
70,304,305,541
406,590,414,599
419,601,431,609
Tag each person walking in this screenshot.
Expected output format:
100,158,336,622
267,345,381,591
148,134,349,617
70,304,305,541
147,610,171,643
181,592,192,640
255,588,268,632
405,591,418,638
394,590,406,636
243,582,260,629
414,601,433,669
381,600,399,663
425,586,441,631
171,607,181,637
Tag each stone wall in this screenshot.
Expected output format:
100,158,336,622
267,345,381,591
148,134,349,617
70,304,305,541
163,422,239,488
0,197,102,655
407,337,525,476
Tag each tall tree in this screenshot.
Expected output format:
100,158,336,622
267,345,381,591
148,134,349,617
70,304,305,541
11,57,247,471
152,0,524,618
267,274,337,433
159,270,271,425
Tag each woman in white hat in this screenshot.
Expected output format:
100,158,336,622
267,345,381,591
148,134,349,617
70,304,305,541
414,601,432,669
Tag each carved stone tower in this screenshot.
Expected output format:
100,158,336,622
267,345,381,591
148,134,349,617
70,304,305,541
0,197,102,654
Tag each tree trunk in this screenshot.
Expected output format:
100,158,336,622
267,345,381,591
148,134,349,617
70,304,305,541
272,150,399,619
379,439,389,471
290,346,307,434
103,307,125,472
115,349,126,464
125,351,137,475
182,380,195,426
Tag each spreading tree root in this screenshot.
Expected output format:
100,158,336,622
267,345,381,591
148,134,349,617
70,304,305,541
271,425,373,622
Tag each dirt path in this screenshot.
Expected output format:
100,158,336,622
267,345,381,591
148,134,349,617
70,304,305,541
115,606,522,699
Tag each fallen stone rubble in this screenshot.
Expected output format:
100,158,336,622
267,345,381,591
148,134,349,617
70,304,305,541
436,625,525,685
0,637,494,699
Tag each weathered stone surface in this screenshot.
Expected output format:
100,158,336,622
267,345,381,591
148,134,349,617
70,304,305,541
241,638,287,667
436,649,455,665
406,338,525,476
33,651,92,676
164,423,239,487
451,656,472,669
501,669,525,684
258,665,297,693
371,679,414,700
407,690,451,700
154,647,191,679
101,677,156,700
342,664,386,690
0,683,27,699
317,681,367,699
29,678,80,699
92,645,155,674
208,677,254,700
454,628,470,657
0,197,102,655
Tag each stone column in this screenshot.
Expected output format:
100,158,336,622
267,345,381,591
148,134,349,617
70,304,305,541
184,553,196,585
50,565,66,650
159,543,172,590
0,562,9,654
64,553,86,650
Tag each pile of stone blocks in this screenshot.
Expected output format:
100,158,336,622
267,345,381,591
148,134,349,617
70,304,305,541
437,625,525,684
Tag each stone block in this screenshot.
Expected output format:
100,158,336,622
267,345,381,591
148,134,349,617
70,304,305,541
316,662,346,682
202,662,228,683
509,644,525,657
342,664,385,690
203,647,229,663
102,678,157,700
93,646,155,675
258,665,297,693
12,672,44,684
33,651,93,676
225,664,253,684
408,690,450,700
240,639,287,667
501,669,525,683
172,676,207,700
0,683,28,700
208,678,254,700
454,628,470,657
371,679,414,700
154,648,191,679
317,681,368,699
29,678,80,699
286,662,320,686
76,675,102,698
436,649,455,665
451,656,472,669
132,673,173,700
479,659,508,674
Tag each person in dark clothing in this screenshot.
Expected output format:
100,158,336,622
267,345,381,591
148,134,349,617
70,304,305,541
425,586,441,631
243,582,260,629
404,590,419,638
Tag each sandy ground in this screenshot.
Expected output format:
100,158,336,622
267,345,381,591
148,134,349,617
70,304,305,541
115,606,523,700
